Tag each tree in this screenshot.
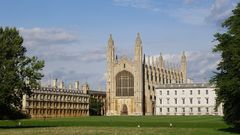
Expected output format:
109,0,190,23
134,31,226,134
211,3,240,128
0,27,44,120
89,97,103,116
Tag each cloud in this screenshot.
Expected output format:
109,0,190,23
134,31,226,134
186,51,220,82
19,27,107,90
19,27,79,47
170,7,209,25
41,69,103,89
113,0,239,26
204,0,236,25
184,0,195,4
113,0,159,11
19,27,106,63
80,49,106,62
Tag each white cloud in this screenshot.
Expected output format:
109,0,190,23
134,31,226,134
19,27,106,90
113,0,239,26
19,27,79,47
204,0,235,25
186,51,220,82
113,0,159,11
171,7,209,25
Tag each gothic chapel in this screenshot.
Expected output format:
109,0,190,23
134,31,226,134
106,33,187,115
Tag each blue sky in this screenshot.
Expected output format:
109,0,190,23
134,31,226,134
0,0,239,90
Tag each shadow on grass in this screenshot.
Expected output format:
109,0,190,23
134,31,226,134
0,125,57,129
218,127,240,134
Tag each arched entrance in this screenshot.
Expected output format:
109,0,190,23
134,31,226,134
121,104,128,115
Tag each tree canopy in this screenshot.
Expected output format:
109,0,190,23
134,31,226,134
89,97,104,116
0,27,44,120
211,3,240,128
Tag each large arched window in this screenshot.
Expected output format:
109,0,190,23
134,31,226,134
116,70,134,96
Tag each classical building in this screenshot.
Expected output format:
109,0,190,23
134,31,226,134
22,80,89,118
155,83,223,116
106,33,187,115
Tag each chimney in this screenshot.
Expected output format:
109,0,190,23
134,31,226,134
69,84,72,90
59,81,64,89
52,79,57,88
75,81,80,90
82,83,90,94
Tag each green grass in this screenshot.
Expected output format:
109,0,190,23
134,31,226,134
0,116,239,135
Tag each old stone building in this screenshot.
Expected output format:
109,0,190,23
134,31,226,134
22,80,89,118
106,33,187,115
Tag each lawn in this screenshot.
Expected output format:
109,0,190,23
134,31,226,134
0,116,239,135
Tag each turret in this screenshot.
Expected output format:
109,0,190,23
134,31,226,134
181,51,187,83
159,53,164,68
107,34,115,64
134,33,142,63
82,82,90,94
151,56,155,66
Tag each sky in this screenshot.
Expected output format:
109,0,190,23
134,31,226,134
0,0,239,90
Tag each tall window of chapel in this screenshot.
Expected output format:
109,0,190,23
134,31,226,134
116,70,134,96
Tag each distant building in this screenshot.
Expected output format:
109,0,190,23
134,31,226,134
22,79,89,118
83,83,106,115
22,79,107,118
155,83,223,116
106,33,187,115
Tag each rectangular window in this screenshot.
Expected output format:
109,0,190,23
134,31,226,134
190,90,193,95
160,108,162,112
206,90,208,95
182,98,185,104
190,107,193,113
175,108,177,112
182,90,185,95
175,90,177,95
167,98,170,104
206,98,209,104
206,107,209,113
167,108,170,112
175,98,177,104
198,90,200,95
198,98,201,104
198,107,201,113
190,98,193,104
159,99,162,104
182,107,185,113
167,91,169,95
160,91,162,95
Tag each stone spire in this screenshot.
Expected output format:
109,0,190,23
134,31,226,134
159,53,164,68
181,51,187,83
107,34,115,63
108,34,114,47
147,56,150,65
152,56,155,66
134,32,142,63
135,32,142,47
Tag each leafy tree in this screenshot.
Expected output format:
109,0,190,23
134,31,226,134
211,3,240,128
0,27,44,120
89,97,103,116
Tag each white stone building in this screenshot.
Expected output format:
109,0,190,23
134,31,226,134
155,83,223,116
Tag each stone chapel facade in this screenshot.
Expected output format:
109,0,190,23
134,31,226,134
106,33,187,115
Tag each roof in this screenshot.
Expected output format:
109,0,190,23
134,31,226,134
155,83,215,89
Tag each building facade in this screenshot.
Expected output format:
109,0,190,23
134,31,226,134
106,33,187,115
155,83,223,116
22,80,89,118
